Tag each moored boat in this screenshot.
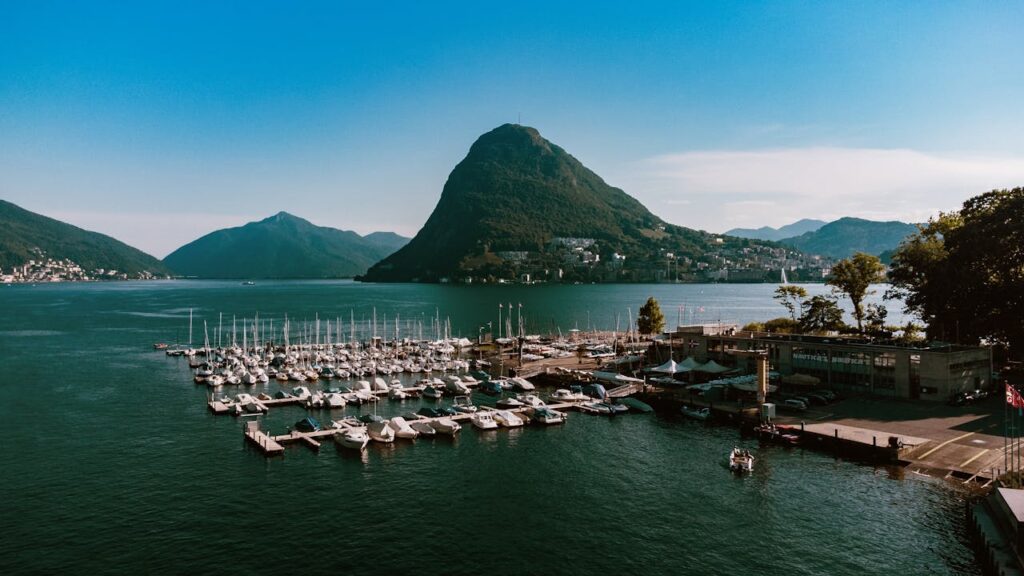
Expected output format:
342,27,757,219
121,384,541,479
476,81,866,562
729,447,754,473
470,411,499,430
681,405,710,421
334,428,370,451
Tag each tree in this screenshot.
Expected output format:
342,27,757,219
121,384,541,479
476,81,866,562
773,285,808,320
863,303,888,336
637,297,665,336
827,252,886,333
798,295,845,334
888,188,1024,354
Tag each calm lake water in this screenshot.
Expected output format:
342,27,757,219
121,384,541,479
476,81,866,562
0,281,975,575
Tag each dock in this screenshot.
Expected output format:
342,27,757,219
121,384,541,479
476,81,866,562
243,421,284,455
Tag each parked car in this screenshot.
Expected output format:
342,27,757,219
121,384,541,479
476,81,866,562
947,391,971,406
817,390,839,402
804,393,830,406
780,399,808,412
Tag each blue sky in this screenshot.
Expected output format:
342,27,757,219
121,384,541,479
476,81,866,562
3,1,1024,257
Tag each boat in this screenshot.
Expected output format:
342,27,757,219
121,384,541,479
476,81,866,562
324,392,346,408
417,407,444,418
452,395,478,413
478,380,503,396
445,375,471,395
388,387,408,400
294,416,322,433
617,397,654,413
358,413,385,424
367,421,395,443
496,395,525,408
471,412,499,430
387,417,419,439
680,405,711,421
493,410,525,427
241,280,256,286
511,377,536,391
550,388,588,402
583,402,612,415
410,420,437,436
754,423,800,446
729,447,754,473
518,394,546,408
334,428,369,451
431,417,462,435
529,407,566,425
422,385,444,400
605,402,629,415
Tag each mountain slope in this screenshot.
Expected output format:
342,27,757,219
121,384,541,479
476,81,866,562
163,212,408,278
361,124,767,282
725,219,826,241
0,199,170,275
779,217,917,258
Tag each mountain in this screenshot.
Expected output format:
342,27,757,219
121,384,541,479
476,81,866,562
779,217,918,259
361,124,772,283
725,219,827,241
0,199,170,276
163,212,408,278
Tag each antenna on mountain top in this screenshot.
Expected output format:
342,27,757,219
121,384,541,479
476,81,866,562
518,112,521,125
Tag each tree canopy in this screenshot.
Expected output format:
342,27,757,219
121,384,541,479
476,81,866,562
827,252,885,333
798,295,845,334
773,285,808,320
637,297,666,336
888,188,1024,355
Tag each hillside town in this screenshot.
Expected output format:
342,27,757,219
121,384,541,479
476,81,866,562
1,249,160,284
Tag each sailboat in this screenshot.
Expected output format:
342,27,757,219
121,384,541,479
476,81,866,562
780,268,788,285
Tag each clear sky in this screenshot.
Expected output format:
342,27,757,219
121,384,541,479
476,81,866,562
3,1,1024,257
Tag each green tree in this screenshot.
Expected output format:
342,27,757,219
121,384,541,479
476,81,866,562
799,295,845,334
773,285,808,320
827,252,886,333
864,303,888,336
764,317,800,333
637,297,666,336
888,188,1024,353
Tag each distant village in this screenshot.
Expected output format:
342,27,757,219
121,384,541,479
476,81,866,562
467,236,833,284
0,249,161,284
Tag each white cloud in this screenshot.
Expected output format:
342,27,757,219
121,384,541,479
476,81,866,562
619,147,1024,232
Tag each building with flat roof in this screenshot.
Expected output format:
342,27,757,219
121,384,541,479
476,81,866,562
667,326,992,401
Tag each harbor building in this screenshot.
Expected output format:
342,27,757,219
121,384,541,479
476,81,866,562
666,325,993,401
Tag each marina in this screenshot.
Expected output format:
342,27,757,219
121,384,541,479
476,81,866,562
0,280,982,575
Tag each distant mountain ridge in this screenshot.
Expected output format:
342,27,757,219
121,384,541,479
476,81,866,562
725,218,826,241
0,199,170,276
362,124,774,283
779,217,918,258
163,212,408,278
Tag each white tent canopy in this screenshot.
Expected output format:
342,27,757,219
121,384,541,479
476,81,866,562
678,357,701,370
696,360,731,374
651,359,681,374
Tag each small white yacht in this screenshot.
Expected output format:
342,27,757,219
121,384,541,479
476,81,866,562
387,417,419,440
431,417,461,435
452,395,478,413
471,411,499,430
730,448,754,473
410,420,436,436
367,421,395,444
550,389,588,402
334,428,369,451
493,410,525,428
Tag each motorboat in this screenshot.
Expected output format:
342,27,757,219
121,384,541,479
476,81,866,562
452,395,478,414
496,395,525,408
493,410,525,428
292,386,311,400
681,405,711,421
730,447,754,473
511,377,536,391
417,407,444,418
529,407,566,425
324,392,346,408
518,394,546,408
471,412,499,430
422,385,444,400
550,388,588,402
334,428,369,451
367,421,395,443
294,416,322,433
754,423,800,446
358,414,385,424
388,387,408,400
584,402,612,415
373,377,389,392
410,420,437,436
387,417,419,439
431,418,461,435
478,380,503,396
446,376,471,395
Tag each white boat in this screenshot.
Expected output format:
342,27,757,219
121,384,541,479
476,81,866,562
410,420,437,436
550,388,588,402
292,386,311,400
388,387,408,400
422,385,444,399
334,428,369,451
431,417,461,435
367,421,395,443
496,395,525,408
493,410,525,428
445,375,471,394
324,393,346,408
729,447,754,473
452,395,478,413
519,394,546,408
680,406,710,421
511,377,535,391
387,417,419,439
529,407,566,425
471,412,499,430
373,377,389,391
